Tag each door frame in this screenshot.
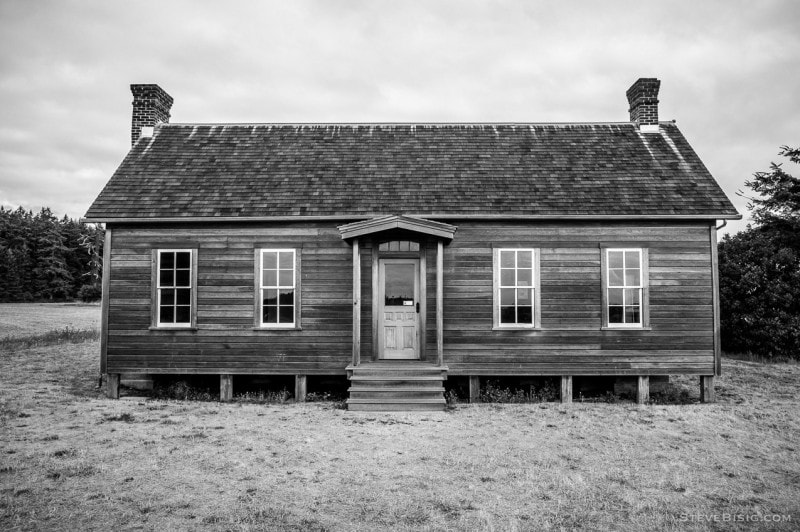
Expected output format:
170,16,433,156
377,258,421,359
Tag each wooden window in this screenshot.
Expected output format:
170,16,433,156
493,248,540,329
256,249,300,329
153,249,197,328
602,248,650,328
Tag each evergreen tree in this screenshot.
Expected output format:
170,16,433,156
719,146,800,359
32,209,74,300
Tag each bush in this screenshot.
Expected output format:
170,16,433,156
479,379,558,403
77,283,102,302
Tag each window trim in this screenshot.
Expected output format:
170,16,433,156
601,247,650,329
492,248,541,330
254,248,302,330
151,248,197,329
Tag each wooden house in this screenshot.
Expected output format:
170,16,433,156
84,78,740,410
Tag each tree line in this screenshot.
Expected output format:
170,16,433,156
0,207,103,302
719,146,799,360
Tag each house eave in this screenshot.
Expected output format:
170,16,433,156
82,213,742,225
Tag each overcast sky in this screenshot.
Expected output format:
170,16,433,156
1,0,798,235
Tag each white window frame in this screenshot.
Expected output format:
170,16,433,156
153,249,196,329
602,247,649,329
256,248,301,329
493,248,541,329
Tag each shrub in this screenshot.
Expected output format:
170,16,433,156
479,379,558,403
152,380,216,401
77,283,102,302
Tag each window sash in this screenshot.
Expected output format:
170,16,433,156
259,249,297,328
496,248,537,327
156,249,194,327
605,248,644,327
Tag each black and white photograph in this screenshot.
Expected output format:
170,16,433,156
1,1,798,530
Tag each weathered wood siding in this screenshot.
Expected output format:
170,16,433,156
106,223,354,374
106,220,716,376
435,221,715,375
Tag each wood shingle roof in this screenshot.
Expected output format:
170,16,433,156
84,122,739,221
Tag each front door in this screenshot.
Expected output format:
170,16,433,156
379,258,420,359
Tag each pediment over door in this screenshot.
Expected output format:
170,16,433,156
337,215,457,241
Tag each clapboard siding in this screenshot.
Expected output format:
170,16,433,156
438,221,715,375
106,220,716,376
106,223,353,374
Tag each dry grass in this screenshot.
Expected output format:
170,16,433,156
1,305,799,531
0,303,100,339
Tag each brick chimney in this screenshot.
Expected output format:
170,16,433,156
130,84,173,146
626,78,660,132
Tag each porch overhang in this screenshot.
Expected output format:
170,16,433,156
338,215,457,241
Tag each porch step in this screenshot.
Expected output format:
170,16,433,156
346,364,448,412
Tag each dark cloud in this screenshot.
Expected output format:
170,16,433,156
1,0,798,235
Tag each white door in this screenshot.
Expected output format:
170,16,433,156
379,259,419,359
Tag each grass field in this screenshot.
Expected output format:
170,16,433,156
0,303,100,339
1,304,799,531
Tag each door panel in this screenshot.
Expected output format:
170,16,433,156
379,259,419,359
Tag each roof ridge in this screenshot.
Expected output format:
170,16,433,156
160,121,674,127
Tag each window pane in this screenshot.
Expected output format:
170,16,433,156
159,270,174,287
624,288,640,306
625,306,640,324
262,252,277,270
517,268,532,287
384,263,414,306
263,305,278,323
608,268,624,286
500,288,515,306
500,250,515,268
279,305,294,324
389,241,399,251
279,289,294,305
160,252,174,268
176,288,191,305
517,287,531,303
500,306,516,324
263,289,278,306
159,306,174,324
262,270,277,287
410,242,419,252
379,243,388,252
161,289,175,305
517,306,532,324
175,252,190,269
175,306,191,323
278,270,293,287
278,252,293,269
625,269,641,286
608,251,624,269
175,270,190,287
517,251,532,269
399,241,409,252
624,251,640,269
609,306,624,323
500,269,515,286
608,288,624,306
